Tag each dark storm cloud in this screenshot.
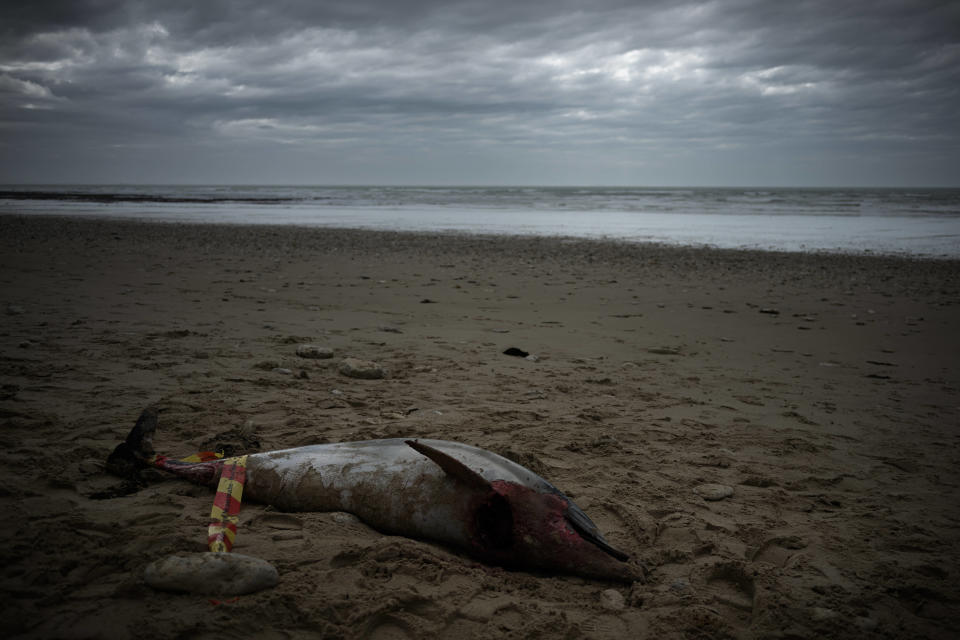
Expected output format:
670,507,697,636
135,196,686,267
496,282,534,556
1,0,957,185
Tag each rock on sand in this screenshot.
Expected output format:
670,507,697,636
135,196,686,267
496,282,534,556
144,552,278,595
599,588,625,610
694,483,734,501
339,357,386,379
296,344,334,359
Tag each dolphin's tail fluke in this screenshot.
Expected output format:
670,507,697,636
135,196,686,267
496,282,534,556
106,408,225,486
106,408,158,477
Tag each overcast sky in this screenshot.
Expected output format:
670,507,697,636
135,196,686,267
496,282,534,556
1,0,957,186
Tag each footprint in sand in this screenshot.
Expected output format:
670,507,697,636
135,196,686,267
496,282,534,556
457,593,516,622
580,614,628,640
363,614,414,640
253,513,305,546
363,596,451,640
271,530,305,544
439,593,530,633
127,509,184,527
751,536,807,567
654,512,706,558
256,513,303,530
699,562,756,625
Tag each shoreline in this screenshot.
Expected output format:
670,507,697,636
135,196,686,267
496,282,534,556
3,192,960,259
1,214,958,638
2,211,959,263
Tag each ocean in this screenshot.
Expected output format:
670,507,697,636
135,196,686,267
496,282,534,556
2,185,959,258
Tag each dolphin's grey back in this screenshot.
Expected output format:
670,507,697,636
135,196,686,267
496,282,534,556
328,438,558,488
249,438,557,490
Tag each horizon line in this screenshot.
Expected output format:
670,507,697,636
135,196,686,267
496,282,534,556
3,182,959,190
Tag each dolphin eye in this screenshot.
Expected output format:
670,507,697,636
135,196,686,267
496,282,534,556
474,492,513,550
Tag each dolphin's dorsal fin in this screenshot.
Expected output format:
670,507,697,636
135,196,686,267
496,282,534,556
405,440,492,491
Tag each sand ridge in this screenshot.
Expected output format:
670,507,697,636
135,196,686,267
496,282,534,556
1,215,958,639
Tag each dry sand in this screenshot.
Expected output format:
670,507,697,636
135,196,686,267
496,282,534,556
1,215,958,639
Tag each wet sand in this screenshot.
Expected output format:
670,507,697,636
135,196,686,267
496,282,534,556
1,214,958,639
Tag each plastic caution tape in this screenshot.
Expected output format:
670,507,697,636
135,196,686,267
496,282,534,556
180,451,224,463
207,455,248,553
148,451,224,466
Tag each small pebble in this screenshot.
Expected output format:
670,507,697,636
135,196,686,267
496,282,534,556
339,357,386,379
296,344,334,359
694,483,734,501
144,552,278,595
599,588,625,611
272,367,292,375
330,512,361,524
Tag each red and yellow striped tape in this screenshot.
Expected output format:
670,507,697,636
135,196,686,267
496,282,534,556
148,450,249,552
181,451,224,463
207,455,248,553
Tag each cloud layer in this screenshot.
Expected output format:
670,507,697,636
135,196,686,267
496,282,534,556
2,0,958,185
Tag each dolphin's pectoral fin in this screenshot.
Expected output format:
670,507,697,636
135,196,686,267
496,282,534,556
405,440,492,491
564,504,630,562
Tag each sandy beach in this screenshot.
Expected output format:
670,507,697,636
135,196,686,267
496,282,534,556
1,214,958,639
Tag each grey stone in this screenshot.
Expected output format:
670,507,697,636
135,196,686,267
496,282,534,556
296,344,334,359
339,357,386,379
329,512,361,525
144,552,278,595
694,483,734,501
599,588,625,610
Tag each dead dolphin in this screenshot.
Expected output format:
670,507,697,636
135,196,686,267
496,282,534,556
108,409,636,582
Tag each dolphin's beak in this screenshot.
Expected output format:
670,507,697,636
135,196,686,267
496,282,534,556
564,503,630,562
